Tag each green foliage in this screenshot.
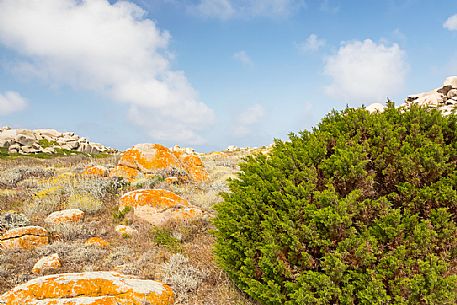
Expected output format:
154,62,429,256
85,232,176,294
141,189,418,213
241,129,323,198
214,104,457,304
37,139,58,148
112,206,132,224
150,226,182,251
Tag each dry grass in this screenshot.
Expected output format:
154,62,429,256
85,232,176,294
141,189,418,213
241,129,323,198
0,151,258,304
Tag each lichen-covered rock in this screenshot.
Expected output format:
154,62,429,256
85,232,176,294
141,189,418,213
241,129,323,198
119,143,183,174
177,154,209,182
85,236,110,248
0,271,174,304
0,226,48,250
45,209,85,225
32,253,61,274
109,165,140,182
119,189,201,225
82,165,109,177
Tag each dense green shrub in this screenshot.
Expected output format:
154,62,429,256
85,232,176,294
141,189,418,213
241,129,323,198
214,103,457,304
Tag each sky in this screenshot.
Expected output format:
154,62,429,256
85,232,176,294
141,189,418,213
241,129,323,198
0,0,456,152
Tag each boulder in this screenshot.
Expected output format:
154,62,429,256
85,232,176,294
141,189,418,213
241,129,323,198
109,165,140,181
0,271,174,305
407,91,443,107
82,165,109,177
32,253,61,274
447,89,457,99
119,189,202,225
45,209,85,225
119,143,183,174
85,236,110,248
34,129,61,138
176,154,209,182
0,226,48,250
15,133,35,146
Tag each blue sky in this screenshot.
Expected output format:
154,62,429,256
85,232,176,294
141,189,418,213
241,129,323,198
0,0,456,152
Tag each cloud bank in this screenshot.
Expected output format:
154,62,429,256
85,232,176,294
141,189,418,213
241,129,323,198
0,91,28,116
0,0,214,144
324,39,407,103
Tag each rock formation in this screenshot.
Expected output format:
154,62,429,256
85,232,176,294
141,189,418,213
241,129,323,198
0,226,48,250
0,127,115,155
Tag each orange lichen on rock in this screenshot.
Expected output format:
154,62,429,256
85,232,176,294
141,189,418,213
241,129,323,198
119,144,184,174
0,271,174,305
32,253,61,274
118,189,204,226
0,226,49,250
178,154,209,182
119,189,189,209
82,165,109,177
45,209,85,225
85,236,110,248
109,165,140,182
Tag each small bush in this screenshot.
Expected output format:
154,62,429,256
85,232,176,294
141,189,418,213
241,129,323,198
150,226,182,251
0,166,55,188
214,104,457,304
161,253,205,303
66,193,103,214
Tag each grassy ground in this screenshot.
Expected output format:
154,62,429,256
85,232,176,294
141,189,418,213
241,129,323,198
0,151,258,304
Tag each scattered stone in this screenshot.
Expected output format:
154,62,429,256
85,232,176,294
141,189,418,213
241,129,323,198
165,176,179,184
45,209,85,225
0,271,174,304
32,253,61,274
82,165,109,177
115,224,138,237
85,236,110,248
0,226,48,250
119,189,202,226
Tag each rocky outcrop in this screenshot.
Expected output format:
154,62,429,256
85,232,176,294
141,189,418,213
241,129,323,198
0,127,115,155
119,189,203,226
44,209,85,225
0,226,48,250
0,271,174,304
32,253,61,274
109,165,141,181
117,143,209,182
367,76,457,115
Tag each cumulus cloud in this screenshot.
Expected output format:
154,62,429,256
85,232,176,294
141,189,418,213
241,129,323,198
233,50,252,65
233,103,265,136
444,14,457,31
0,0,214,144
299,34,326,52
188,0,304,20
0,91,28,115
324,39,407,103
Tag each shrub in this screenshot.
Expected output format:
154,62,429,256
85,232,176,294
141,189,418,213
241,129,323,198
161,253,205,303
150,226,182,252
66,193,103,214
214,104,457,304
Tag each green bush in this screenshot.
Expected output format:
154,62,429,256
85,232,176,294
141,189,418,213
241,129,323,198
214,103,457,304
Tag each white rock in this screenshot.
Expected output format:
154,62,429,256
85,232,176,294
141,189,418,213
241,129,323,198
366,103,386,113
443,76,457,88
34,129,61,138
32,253,61,274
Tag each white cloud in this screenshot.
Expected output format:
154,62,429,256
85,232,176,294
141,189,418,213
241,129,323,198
444,14,457,31
0,0,214,144
299,34,326,52
233,103,265,136
0,91,28,115
233,50,252,65
324,39,407,103
188,0,304,20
